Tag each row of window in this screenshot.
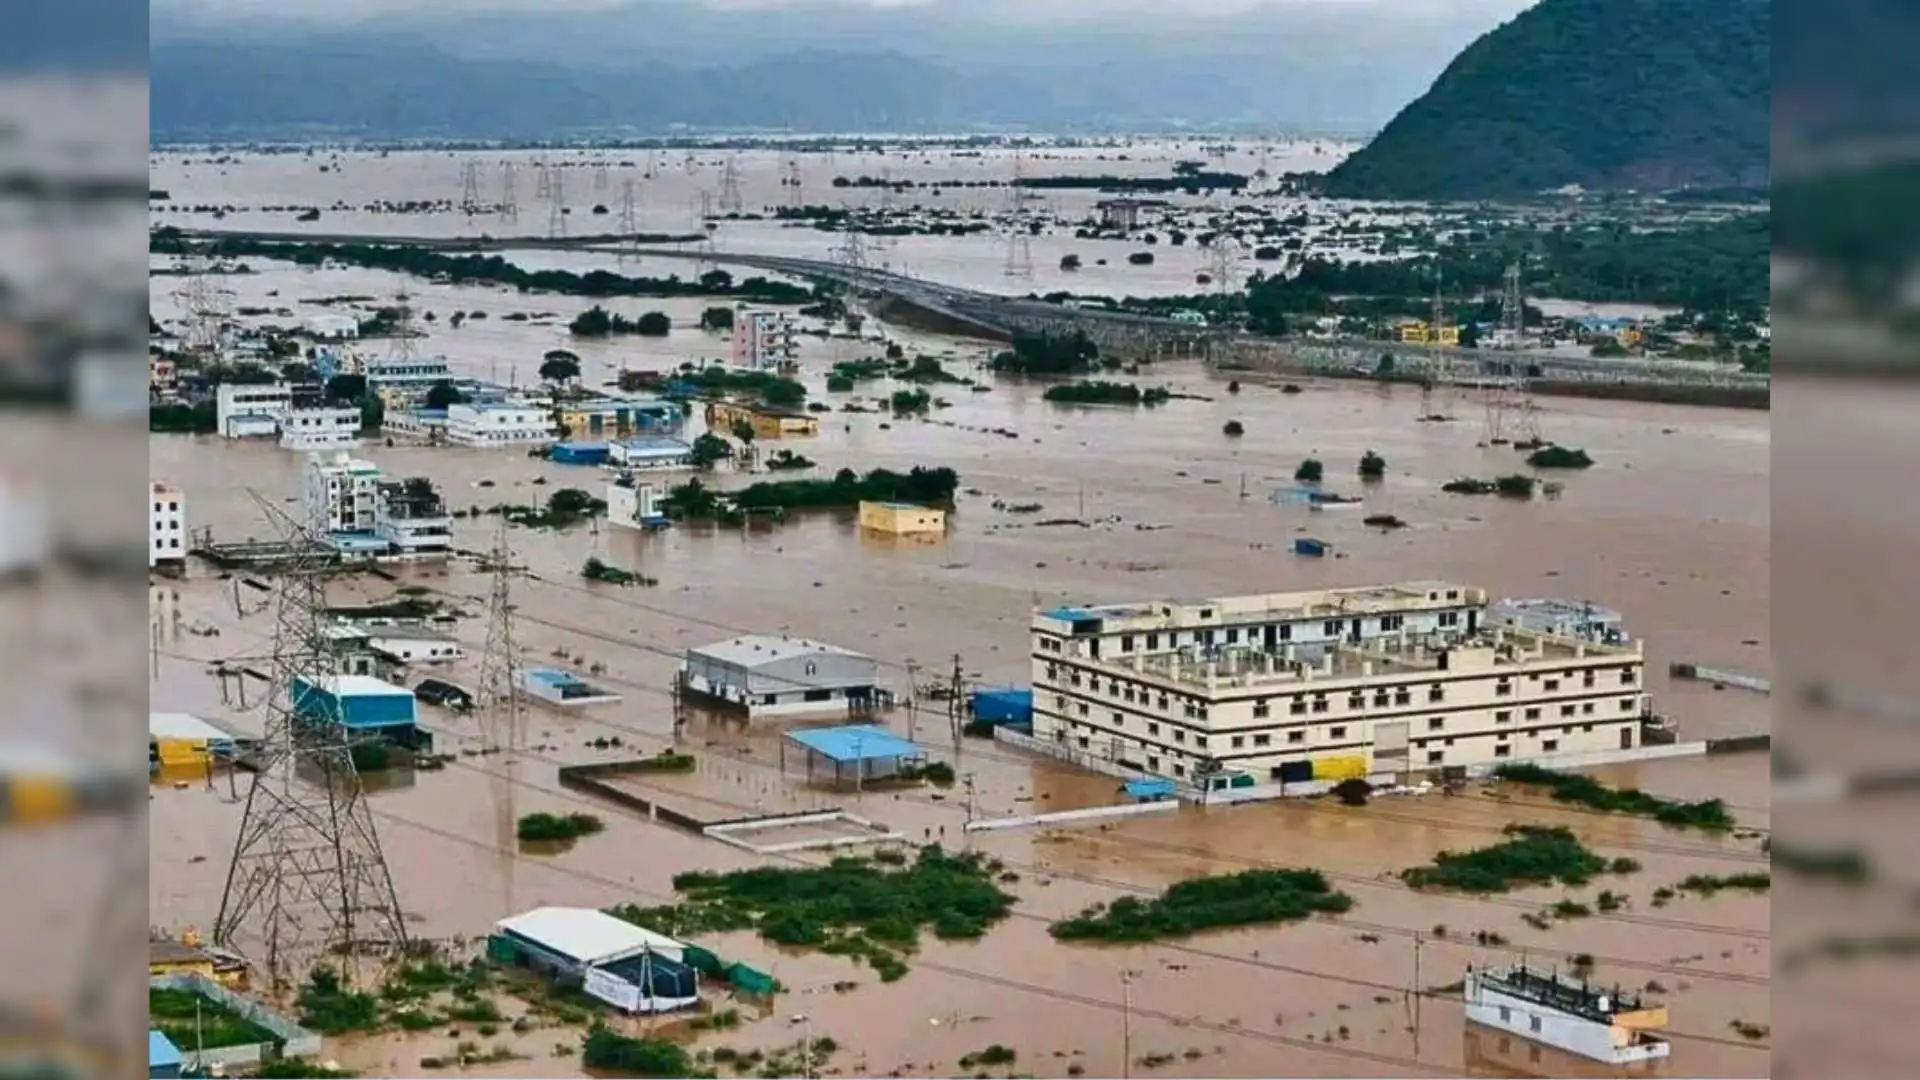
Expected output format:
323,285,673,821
1050,719,1630,776
1048,695,1639,753
1043,661,1641,724
1107,610,1458,656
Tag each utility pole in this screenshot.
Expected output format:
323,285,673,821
478,517,527,914
212,494,408,993
1409,930,1425,1059
1121,970,1134,1079
946,654,966,751
903,660,922,743
962,772,977,826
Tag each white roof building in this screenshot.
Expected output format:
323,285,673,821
494,907,685,967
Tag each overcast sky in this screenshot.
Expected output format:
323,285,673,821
156,0,1534,25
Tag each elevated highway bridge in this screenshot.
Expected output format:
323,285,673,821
167,227,1768,394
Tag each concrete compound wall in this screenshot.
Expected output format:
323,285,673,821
964,799,1179,833
151,972,322,1068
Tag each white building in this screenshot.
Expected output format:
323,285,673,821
678,635,885,718
303,314,361,341
304,452,383,535
1029,582,1649,788
731,309,796,370
278,404,362,451
444,401,558,447
1464,963,1670,1066
214,383,294,438
373,479,454,557
606,475,667,530
364,357,457,402
608,436,695,471
325,622,464,665
149,481,187,570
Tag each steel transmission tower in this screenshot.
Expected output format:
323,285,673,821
1207,235,1245,303
1001,158,1034,280
546,167,567,239
643,149,659,179
534,163,553,200
618,178,642,240
458,160,484,218
593,159,611,194
717,154,745,214
477,519,528,914
1418,270,1458,421
212,496,408,992
784,156,805,210
1499,262,1526,345
173,255,234,354
498,162,520,225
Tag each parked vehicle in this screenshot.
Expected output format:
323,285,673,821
414,677,474,712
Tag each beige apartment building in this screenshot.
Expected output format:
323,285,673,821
1030,582,1648,786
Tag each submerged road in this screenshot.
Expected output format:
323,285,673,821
166,226,1772,391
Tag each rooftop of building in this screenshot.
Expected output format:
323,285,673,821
689,634,869,669
295,673,412,697
1473,963,1657,1026
1041,581,1485,629
785,723,925,764
495,906,683,967
1122,625,1637,693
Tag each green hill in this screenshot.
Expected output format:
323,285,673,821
1322,0,1769,201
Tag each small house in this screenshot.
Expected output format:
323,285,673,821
1465,962,1670,1065
520,667,621,708
858,501,946,536
490,906,698,1015
550,441,612,466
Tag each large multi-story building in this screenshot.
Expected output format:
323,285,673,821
444,401,557,447
373,479,453,557
731,309,796,370
278,403,362,451
214,382,294,438
149,481,187,571
304,452,383,535
1029,582,1648,787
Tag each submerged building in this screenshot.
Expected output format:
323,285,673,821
1464,962,1670,1066
679,635,886,718
1029,582,1649,787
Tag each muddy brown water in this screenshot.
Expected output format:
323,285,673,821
150,277,1767,1077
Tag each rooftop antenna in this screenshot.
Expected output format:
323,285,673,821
498,161,520,225
718,153,745,215
212,493,408,993
477,518,528,915
458,160,484,219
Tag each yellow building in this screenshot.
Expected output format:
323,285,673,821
1395,320,1461,346
858,501,947,535
149,713,239,778
149,939,217,982
705,400,818,439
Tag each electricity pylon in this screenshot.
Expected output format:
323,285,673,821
477,519,528,915
212,494,408,993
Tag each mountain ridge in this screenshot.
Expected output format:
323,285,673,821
1322,0,1770,200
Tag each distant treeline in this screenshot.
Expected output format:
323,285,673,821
147,227,817,305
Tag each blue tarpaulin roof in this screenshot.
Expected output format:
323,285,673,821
1044,606,1100,622
149,1031,183,1071
785,724,923,764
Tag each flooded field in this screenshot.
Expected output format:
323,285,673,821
149,360,1768,1078
147,139,1768,1076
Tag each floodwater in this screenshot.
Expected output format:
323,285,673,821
148,138,1416,301
147,149,1769,1078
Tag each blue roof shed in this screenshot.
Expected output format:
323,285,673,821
781,724,927,787
291,674,419,730
149,1031,184,1078
971,688,1034,726
551,441,612,466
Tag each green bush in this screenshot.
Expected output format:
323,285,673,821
582,1026,693,1076
297,966,382,1035
1526,445,1594,469
516,812,607,843
1042,380,1170,406
1223,420,1245,437
1050,868,1353,942
1295,459,1324,484
1359,450,1387,478
605,846,1013,980
1491,763,1736,831
1400,825,1627,893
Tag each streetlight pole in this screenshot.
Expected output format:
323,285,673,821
792,1013,813,1080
